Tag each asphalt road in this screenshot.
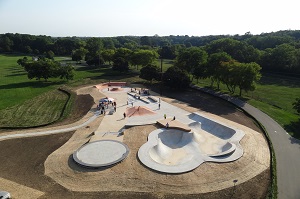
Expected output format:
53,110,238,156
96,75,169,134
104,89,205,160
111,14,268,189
192,86,300,199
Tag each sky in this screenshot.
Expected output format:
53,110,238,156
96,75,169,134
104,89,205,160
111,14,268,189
0,0,299,37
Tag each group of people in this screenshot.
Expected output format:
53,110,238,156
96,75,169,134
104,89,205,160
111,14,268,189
97,97,117,114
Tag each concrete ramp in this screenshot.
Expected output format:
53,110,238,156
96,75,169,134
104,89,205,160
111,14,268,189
138,112,245,173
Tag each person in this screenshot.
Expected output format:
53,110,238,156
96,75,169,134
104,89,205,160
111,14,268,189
166,122,169,128
123,112,126,118
131,102,133,107
173,116,176,120
158,103,160,109
164,114,166,119
114,106,116,112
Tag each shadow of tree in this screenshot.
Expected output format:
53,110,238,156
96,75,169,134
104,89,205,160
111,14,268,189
285,119,300,141
0,81,63,90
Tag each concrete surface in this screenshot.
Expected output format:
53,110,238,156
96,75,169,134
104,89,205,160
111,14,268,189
73,140,129,168
138,112,245,173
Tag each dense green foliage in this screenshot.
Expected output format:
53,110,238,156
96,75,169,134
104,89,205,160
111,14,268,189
139,64,160,82
293,98,300,114
163,66,191,89
18,57,74,81
2,30,300,75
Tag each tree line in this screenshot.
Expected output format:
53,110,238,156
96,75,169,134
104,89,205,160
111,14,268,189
1,30,300,75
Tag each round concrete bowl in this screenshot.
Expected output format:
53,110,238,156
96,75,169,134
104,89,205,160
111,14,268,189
73,140,129,168
138,129,204,173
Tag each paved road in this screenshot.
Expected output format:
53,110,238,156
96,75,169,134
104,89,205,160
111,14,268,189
192,85,300,199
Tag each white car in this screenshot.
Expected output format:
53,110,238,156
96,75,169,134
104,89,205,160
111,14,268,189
0,191,11,199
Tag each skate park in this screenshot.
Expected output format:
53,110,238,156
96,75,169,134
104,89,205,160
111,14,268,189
0,82,270,198
70,82,267,181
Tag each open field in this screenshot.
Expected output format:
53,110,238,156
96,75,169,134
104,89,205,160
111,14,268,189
0,54,140,127
192,74,300,138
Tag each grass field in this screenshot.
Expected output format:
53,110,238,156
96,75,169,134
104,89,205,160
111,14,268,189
193,74,300,138
0,89,69,127
0,54,141,127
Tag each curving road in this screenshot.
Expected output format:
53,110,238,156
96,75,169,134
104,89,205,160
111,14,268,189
192,85,300,199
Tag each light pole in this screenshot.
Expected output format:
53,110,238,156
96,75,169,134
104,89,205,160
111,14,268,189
160,57,163,96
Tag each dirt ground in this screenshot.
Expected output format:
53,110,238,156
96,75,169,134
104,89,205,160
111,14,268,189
0,86,271,198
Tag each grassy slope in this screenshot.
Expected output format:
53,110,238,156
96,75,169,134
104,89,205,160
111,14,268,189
0,54,141,127
193,75,300,138
0,89,69,127
0,54,61,110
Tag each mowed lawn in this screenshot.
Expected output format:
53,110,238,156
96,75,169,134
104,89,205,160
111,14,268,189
193,74,300,138
0,89,69,127
0,54,140,127
0,54,60,110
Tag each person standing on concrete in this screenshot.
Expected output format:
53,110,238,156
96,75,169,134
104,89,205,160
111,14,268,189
131,102,133,107
166,122,169,129
114,106,116,112
164,114,166,119
158,103,160,109
123,112,126,118
173,116,176,120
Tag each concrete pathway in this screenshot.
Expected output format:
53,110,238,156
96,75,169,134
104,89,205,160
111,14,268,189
191,85,300,199
0,113,99,141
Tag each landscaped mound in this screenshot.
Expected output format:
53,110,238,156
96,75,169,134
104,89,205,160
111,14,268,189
125,106,156,117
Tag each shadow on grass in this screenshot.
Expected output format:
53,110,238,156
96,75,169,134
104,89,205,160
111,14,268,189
0,80,63,89
4,72,27,77
285,119,300,141
258,74,300,88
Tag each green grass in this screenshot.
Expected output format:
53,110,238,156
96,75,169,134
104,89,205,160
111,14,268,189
154,59,174,72
0,89,69,127
194,74,300,138
0,54,64,110
0,54,142,127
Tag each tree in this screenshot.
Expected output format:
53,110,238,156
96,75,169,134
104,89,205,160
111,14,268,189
139,64,160,82
163,66,191,89
17,57,28,66
220,61,261,95
207,52,233,89
85,37,103,66
175,47,208,80
130,49,159,70
293,98,300,114
45,50,55,59
101,49,115,65
22,59,74,81
72,47,88,63
206,38,260,63
59,64,74,80
112,48,132,67
158,45,176,59
112,57,129,73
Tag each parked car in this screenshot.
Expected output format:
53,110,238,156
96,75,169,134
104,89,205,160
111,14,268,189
0,191,11,199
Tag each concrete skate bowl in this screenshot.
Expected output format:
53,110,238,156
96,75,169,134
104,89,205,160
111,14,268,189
138,113,245,173
73,140,129,168
125,106,156,117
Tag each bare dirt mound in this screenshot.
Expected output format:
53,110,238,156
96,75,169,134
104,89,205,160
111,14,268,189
126,106,156,117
